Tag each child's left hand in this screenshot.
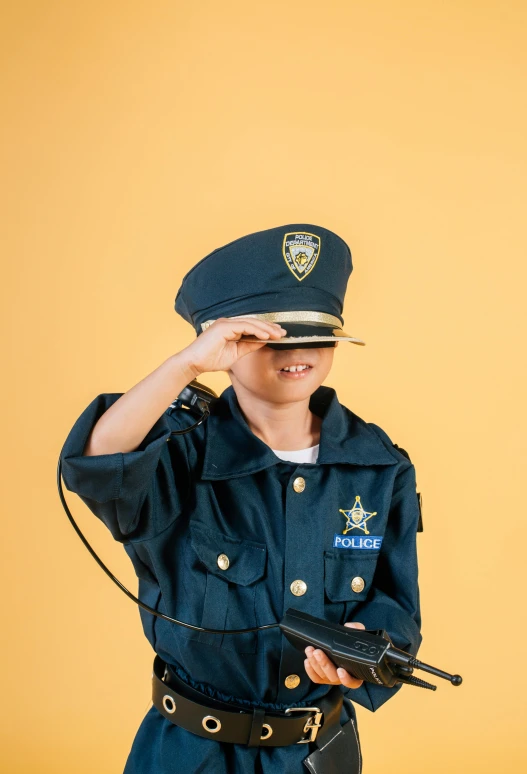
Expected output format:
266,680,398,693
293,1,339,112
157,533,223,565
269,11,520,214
304,621,366,690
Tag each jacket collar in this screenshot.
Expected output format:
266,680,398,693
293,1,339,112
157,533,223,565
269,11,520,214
200,384,398,480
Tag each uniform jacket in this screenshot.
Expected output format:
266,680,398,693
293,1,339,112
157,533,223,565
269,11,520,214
60,383,422,773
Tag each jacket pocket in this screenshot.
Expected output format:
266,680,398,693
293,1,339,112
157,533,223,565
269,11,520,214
184,522,267,653
324,549,380,623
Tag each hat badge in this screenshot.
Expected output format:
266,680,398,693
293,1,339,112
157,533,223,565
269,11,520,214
282,232,321,282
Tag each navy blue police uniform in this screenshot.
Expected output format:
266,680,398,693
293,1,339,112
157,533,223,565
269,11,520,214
60,224,423,774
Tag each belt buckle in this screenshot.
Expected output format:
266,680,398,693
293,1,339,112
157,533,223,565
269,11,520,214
285,706,323,744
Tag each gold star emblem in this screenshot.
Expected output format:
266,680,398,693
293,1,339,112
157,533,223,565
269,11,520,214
339,496,377,535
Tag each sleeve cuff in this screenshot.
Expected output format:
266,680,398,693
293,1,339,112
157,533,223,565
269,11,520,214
59,393,179,540
60,393,172,504
342,601,422,712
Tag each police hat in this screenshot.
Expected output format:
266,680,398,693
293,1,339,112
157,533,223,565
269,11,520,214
174,223,365,348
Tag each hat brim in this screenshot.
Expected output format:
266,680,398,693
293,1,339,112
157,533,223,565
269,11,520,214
240,322,365,346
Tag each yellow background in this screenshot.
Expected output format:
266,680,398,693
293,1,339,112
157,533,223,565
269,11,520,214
2,1,526,772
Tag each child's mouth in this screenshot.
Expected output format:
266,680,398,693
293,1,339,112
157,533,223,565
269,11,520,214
277,364,313,379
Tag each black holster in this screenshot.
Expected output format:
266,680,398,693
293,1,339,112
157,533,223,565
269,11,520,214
302,692,362,774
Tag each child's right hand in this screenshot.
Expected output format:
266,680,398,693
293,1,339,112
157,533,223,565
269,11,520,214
180,317,288,376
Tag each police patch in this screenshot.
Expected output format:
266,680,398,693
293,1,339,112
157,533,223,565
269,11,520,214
333,535,383,550
334,496,381,549
339,495,377,535
282,232,321,281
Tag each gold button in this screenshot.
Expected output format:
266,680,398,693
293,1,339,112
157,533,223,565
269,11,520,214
290,579,307,597
351,576,365,593
217,554,230,570
293,477,306,493
285,674,301,689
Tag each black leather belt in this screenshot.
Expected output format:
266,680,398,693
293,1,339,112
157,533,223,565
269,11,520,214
151,655,342,748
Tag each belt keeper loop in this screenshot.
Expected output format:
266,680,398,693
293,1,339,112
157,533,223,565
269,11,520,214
247,707,266,747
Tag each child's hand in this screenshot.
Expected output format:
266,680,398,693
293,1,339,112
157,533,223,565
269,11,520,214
304,622,366,690
180,316,288,376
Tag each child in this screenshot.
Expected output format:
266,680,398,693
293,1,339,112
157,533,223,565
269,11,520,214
60,223,422,774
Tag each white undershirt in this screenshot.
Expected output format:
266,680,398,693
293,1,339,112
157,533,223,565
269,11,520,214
271,444,320,464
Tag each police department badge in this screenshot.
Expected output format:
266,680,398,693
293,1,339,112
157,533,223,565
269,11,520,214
340,496,377,534
333,496,383,549
282,232,321,281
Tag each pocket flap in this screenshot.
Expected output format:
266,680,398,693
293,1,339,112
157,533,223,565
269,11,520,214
324,550,379,602
190,523,267,586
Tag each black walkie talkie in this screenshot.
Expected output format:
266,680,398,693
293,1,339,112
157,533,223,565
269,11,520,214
166,379,219,434
280,609,462,691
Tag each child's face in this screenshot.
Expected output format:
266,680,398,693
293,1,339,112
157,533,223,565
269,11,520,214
228,343,338,403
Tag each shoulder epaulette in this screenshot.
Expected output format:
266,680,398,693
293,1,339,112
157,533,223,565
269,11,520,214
392,444,423,532
392,443,410,462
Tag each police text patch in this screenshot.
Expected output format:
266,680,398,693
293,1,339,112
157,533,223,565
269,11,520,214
333,535,383,550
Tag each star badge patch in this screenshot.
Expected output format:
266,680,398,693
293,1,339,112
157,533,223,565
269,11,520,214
339,496,377,535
